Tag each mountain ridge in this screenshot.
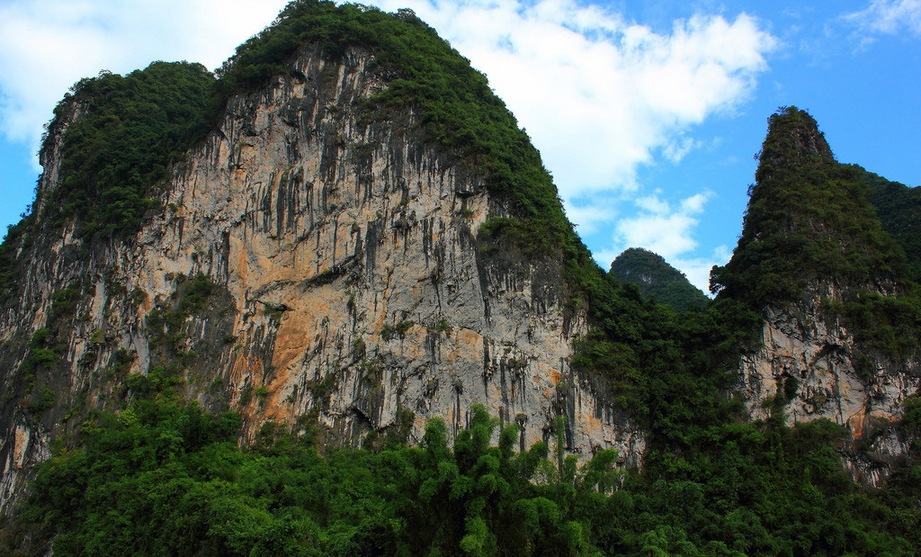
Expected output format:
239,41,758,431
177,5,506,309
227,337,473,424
0,1,648,514
0,3,920,554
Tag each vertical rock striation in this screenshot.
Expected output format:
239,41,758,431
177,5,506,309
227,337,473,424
0,45,643,512
738,292,920,485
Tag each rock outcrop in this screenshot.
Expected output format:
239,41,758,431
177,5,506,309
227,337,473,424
722,107,921,485
0,44,643,513
738,292,919,485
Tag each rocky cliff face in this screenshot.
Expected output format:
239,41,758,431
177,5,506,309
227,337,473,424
724,107,921,486
738,291,920,485
0,45,643,512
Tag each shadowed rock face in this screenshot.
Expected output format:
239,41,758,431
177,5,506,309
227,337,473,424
0,45,643,512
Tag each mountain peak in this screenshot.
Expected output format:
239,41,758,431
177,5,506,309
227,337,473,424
610,247,708,311
756,106,833,181
2,5,921,551
710,106,907,305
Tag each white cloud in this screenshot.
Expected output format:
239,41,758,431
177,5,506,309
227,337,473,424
0,0,773,287
662,135,701,163
843,0,921,36
613,192,711,261
359,2,775,187
670,244,732,295
0,0,287,162
563,196,618,237
364,1,773,287
591,191,728,292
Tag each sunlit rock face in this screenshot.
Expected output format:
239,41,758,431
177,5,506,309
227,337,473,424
717,107,921,487
0,45,644,512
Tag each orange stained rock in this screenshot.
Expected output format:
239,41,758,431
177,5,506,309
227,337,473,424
230,354,264,389
581,414,604,438
847,407,868,438
13,426,30,470
444,328,484,364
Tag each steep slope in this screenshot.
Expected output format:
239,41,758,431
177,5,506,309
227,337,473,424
710,106,908,306
610,247,709,311
3,9,921,552
859,167,921,281
712,107,921,483
0,1,644,512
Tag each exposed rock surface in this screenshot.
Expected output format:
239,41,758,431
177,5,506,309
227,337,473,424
738,290,920,485
0,45,643,513
710,107,921,486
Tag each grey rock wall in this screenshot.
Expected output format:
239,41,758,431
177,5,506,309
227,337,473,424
738,293,920,484
0,45,644,513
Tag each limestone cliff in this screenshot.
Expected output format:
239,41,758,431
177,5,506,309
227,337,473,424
716,107,921,485
2,9,918,525
737,291,920,485
0,43,642,512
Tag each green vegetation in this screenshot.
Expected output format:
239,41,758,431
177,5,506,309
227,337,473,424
824,291,921,362
16,284,87,412
711,106,909,307
859,167,921,281
44,62,219,239
218,1,582,284
147,277,203,351
2,5,921,556
710,107,921,363
381,319,414,340
146,274,223,372
0,214,33,303
7,392,918,556
610,247,710,311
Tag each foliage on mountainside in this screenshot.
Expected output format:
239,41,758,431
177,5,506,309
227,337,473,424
5,0,653,416
218,0,591,297
710,107,909,307
1,0,596,313
846,169,921,359
41,61,219,239
0,214,33,303
610,247,709,311
859,167,921,281
5,391,918,556
710,107,921,363
2,5,921,556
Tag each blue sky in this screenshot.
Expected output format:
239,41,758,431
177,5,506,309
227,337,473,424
1,0,919,291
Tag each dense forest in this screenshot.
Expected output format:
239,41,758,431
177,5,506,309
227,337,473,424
1,1,921,556
6,385,920,556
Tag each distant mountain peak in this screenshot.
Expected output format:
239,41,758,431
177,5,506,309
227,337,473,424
610,247,708,311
